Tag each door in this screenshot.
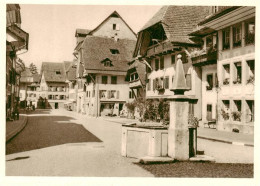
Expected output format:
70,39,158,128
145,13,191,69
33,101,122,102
207,104,212,121
55,102,59,109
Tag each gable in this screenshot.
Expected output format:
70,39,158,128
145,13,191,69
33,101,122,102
90,12,136,40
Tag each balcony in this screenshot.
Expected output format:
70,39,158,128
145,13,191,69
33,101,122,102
129,79,142,89
191,48,217,66
146,41,175,57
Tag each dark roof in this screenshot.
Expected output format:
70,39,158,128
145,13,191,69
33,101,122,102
75,29,92,37
126,60,146,86
6,4,20,11
20,67,40,83
64,61,72,72
41,62,66,82
89,11,136,37
81,36,136,73
140,6,211,44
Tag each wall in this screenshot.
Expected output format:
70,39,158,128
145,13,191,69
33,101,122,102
216,20,255,134
201,64,217,122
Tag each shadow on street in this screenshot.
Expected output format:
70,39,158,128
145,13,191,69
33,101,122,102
6,114,102,155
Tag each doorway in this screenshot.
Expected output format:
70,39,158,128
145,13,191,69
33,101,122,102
55,102,59,109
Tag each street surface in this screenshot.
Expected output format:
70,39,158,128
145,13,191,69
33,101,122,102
6,109,254,176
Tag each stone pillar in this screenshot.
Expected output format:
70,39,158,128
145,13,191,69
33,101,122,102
168,54,191,160
168,97,190,160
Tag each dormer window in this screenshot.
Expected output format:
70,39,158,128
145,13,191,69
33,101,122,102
101,58,113,67
110,49,119,54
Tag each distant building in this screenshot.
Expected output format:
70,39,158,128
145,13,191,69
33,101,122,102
133,6,215,119
6,4,29,119
39,62,68,109
19,67,40,108
73,11,137,116
190,6,255,133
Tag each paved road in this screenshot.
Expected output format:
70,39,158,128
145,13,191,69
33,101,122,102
6,109,153,177
6,109,253,176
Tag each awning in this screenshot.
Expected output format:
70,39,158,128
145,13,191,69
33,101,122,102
6,25,29,52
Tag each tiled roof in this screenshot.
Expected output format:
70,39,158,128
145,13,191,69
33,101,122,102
75,28,91,37
81,36,136,72
20,68,40,83
41,62,66,82
140,6,211,44
126,60,146,86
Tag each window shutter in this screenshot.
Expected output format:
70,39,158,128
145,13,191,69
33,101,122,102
160,56,164,69
99,90,102,99
107,90,111,99
165,76,169,89
186,74,192,89
116,91,119,99
153,79,156,91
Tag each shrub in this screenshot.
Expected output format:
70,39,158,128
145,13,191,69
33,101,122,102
221,109,229,120
231,111,242,121
188,114,199,128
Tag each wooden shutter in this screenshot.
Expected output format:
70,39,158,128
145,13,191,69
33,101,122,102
164,76,169,89
186,74,192,89
116,91,119,99
160,56,164,69
107,90,111,99
153,79,156,91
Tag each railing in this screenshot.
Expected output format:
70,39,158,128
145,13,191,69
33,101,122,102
191,48,217,66
146,41,174,57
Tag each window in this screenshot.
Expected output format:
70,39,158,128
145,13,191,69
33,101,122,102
48,95,52,99
233,100,242,122
129,90,134,99
207,104,213,121
110,49,119,54
56,70,61,75
111,76,117,84
206,35,213,48
206,74,213,90
113,24,116,30
111,90,116,98
130,73,138,81
60,95,65,100
222,28,230,50
223,64,230,85
171,55,176,64
215,73,218,87
247,60,255,83
246,100,254,122
160,56,164,70
212,6,218,13
181,52,188,63
102,76,108,84
245,19,255,45
164,76,169,89
147,79,151,91
233,62,242,84
233,24,242,47
100,90,106,98
155,59,159,71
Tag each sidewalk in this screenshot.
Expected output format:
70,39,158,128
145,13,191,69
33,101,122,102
103,117,254,147
6,114,28,142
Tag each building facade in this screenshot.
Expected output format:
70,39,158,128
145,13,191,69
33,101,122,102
73,11,137,117
6,4,29,119
39,62,68,109
190,6,255,133
19,67,40,108
133,6,217,120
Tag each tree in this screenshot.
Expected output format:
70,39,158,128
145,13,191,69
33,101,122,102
29,63,38,74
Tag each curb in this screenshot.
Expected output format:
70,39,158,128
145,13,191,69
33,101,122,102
6,115,28,143
197,136,254,147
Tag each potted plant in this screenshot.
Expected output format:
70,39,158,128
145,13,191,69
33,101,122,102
221,109,229,120
188,114,199,128
223,78,230,85
231,111,242,121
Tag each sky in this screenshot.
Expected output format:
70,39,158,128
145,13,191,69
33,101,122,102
19,4,162,70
